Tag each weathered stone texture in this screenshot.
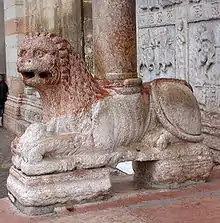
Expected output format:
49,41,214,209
5,0,94,134
11,34,208,179
83,0,93,74
92,0,137,79
7,0,216,212
3,0,25,132
24,0,83,54
4,0,94,133
7,167,112,215
133,144,213,188
137,0,220,152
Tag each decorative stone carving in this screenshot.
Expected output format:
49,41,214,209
189,22,220,86
176,20,187,80
7,34,213,215
137,0,220,163
20,95,43,123
139,0,183,10
3,95,24,136
12,33,205,174
139,27,176,82
189,0,201,3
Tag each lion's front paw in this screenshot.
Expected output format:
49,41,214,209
21,147,43,164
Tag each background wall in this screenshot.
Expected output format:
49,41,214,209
0,0,6,75
137,0,220,151
24,0,93,64
3,0,25,133
24,0,83,54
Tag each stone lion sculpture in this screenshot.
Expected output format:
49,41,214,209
12,33,204,176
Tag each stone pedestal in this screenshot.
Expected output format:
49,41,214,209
7,143,214,215
133,144,214,189
7,167,112,216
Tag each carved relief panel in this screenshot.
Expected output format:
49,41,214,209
189,20,220,111
137,0,220,149
189,21,220,86
139,0,182,10
138,26,176,82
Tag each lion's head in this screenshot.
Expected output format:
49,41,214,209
17,33,110,121
17,33,73,89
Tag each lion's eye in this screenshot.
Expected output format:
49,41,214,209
18,49,26,57
34,50,45,58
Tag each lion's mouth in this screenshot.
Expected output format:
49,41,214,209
21,71,52,80
22,71,35,79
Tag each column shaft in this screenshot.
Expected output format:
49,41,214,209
92,0,137,80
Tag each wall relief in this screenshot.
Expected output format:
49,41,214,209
189,22,220,85
139,0,183,10
176,20,187,80
189,0,201,3
138,27,176,82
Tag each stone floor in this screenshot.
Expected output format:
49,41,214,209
1,169,220,223
1,127,220,222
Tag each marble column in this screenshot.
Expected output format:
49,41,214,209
92,0,137,80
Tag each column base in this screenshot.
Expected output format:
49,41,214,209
7,166,112,216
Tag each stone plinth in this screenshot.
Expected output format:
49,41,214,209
92,0,137,80
7,167,111,215
7,142,214,215
133,144,214,189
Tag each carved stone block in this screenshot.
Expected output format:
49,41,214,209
133,143,214,188
137,0,220,155
189,21,220,86
7,167,111,215
138,26,176,82
139,0,182,10
20,97,43,124
4,95,23,135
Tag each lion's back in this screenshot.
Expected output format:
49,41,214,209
92,93,149,149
